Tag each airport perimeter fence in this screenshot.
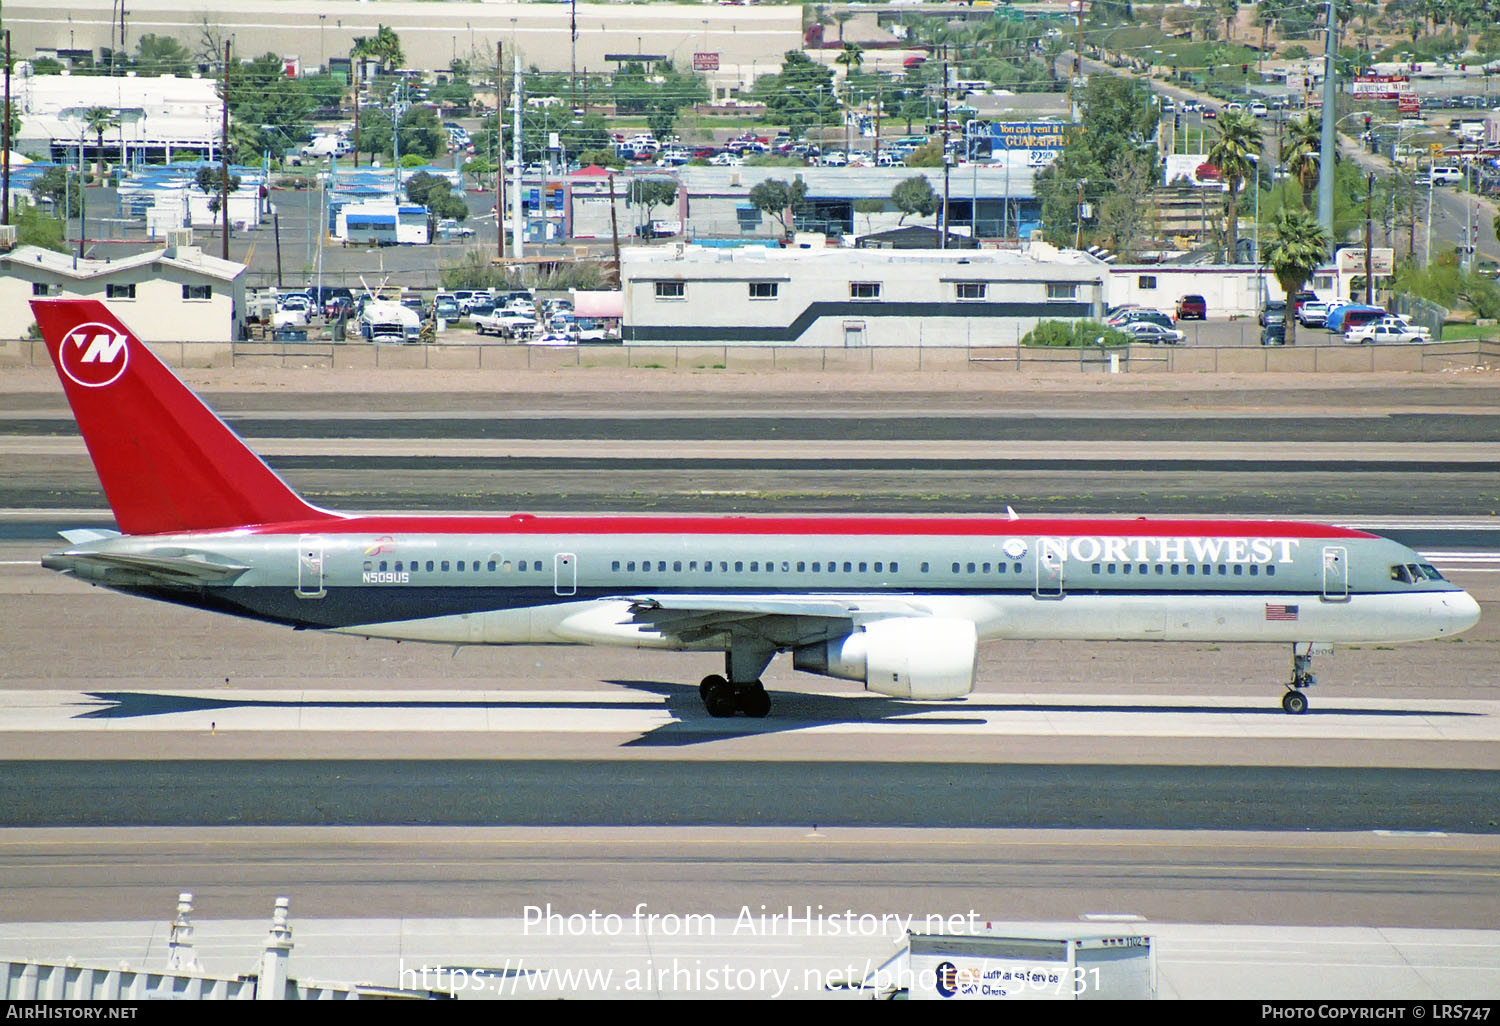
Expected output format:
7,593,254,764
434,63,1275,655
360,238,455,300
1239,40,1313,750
6,338,1498,374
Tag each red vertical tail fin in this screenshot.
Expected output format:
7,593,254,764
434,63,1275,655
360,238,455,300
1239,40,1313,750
32,299,337,535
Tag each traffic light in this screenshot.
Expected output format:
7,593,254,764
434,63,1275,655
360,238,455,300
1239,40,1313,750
1364,115,1371,130
1241,64,1249,75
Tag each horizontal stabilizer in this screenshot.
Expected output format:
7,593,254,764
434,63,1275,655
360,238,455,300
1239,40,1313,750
41,550,251,586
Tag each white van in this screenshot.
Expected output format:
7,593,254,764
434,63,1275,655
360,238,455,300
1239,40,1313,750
1430,166,1464,185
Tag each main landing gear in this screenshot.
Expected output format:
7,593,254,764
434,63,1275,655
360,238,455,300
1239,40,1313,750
699,675,771,718
1281,643,1318,715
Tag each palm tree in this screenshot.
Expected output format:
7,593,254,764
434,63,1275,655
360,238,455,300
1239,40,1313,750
1284,114,1321,211
80,106,119,181
1262,210,1330,346
352,24,404,76
1207,111,1262,263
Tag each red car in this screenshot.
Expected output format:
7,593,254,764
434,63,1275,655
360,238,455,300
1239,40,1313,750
1175,295,1207,321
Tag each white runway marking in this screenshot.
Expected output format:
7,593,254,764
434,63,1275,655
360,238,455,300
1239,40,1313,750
3,690,1498,741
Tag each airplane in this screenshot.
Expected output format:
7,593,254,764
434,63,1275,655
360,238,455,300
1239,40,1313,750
33,298,1481,719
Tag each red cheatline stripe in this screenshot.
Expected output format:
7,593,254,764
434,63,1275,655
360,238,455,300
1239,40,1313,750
232,515,1377,540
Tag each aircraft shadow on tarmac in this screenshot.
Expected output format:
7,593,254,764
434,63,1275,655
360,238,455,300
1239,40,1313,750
74,688,1476,749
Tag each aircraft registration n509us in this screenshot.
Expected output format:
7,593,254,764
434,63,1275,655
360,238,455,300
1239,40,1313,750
34,299,1480,718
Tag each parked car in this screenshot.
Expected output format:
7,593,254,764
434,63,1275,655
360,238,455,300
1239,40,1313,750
436,218,475,239
1258,300,1287,327
1296,300,1330,327
1174,294,1207,321
1260,323,1287,346
1105,307,1168,327
1290,290,1319,316
432,294,461,322
1344,315,1431,344
1123,322,1186,345
1324,304,1386,333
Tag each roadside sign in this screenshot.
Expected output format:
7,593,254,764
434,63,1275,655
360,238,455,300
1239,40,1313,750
693,52,719,71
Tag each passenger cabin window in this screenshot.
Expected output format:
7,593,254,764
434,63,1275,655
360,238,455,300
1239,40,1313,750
956,282,987,301
748,282,779,300
654,281,686,300
849,282,881,300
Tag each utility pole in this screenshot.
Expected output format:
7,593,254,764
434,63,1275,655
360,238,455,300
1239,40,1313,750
512,53,523,257
1365,171,1374,305
1068,0,1086,118
569,0,577,113
609,173,620,286
3,30,12,228
497,42,505,262
353,58,361,168
940,52,950,250
221,40,231,261
1316,0,1336,243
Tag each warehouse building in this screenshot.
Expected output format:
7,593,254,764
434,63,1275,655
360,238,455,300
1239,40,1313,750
620,238,1105,347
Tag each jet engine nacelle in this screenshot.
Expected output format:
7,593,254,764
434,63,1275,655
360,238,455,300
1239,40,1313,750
793,617,977,700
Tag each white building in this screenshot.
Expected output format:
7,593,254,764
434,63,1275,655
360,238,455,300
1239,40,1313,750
621,239,1107,347
14,73,224,166
0,241,246,341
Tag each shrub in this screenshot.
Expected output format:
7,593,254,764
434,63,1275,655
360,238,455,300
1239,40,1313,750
1021,319,1130,347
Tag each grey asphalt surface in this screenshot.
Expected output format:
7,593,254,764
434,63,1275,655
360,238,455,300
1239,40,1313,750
2,761,1497,833
4,384,1499,517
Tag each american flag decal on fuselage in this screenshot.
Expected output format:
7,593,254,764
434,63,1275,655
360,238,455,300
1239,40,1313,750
1266,604,1300,621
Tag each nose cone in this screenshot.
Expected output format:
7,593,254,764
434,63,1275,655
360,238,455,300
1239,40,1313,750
1438,590,1482,637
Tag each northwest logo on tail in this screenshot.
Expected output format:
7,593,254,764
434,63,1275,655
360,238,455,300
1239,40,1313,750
58,323,129,388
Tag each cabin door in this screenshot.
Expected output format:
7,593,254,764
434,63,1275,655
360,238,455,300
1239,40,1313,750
1322,546,1349,601
554,552,577,596
297,536,326,598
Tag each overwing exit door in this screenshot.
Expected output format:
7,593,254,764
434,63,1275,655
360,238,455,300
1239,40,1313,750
555,552,577,596
297,536,325,598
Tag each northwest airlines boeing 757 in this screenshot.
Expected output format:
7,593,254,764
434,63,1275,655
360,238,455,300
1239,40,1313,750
34,299,1480,718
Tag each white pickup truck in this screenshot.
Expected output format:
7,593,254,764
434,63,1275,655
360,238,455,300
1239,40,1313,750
472,308,537,338
1344,315,1431,345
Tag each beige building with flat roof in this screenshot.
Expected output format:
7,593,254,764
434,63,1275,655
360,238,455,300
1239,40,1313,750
4,0,802,78
1,242,246,341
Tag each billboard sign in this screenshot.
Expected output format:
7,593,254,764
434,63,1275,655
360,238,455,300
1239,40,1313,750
692,52,719,71
989,122,1069,151
1352,74,1412,100
1336,247,1395,276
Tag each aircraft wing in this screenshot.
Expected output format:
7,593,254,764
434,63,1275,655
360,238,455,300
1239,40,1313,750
41,550,252,586
619,594,928,648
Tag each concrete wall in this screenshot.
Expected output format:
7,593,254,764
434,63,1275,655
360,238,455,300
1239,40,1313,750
4,340,1494,373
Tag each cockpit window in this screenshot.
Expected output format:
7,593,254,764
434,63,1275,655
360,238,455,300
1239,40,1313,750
1394,563,1446,583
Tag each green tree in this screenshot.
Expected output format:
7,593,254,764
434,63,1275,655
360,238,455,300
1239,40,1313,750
1261,209,1329,346
14,203,67,252
405,170,468,221
352,25,404,75
752,51,836,139
1207,111,1262,262
628,178,679,225
747,177,806,238
1036,76,1158,248
30,166,82,218
891,175,937,225
80,106,119,180
133,34,194,77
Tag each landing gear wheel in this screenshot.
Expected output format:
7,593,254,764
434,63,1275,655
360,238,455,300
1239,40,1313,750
1282,690,1309,715
703,681,738,718
737,683,771,718
699,674,728,702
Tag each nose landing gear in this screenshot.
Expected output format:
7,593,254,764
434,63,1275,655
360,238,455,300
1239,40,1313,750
1281,643,1318,714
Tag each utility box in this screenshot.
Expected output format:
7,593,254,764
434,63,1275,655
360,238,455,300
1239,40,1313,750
894,931,1156,1000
